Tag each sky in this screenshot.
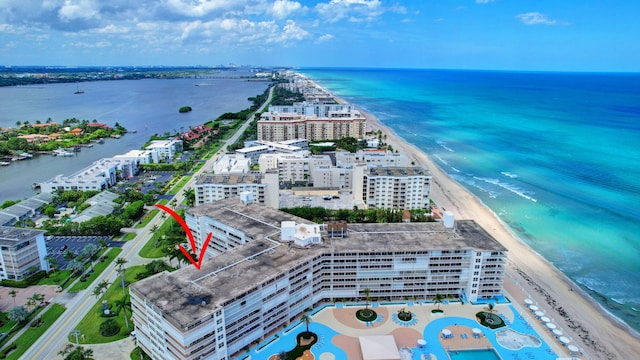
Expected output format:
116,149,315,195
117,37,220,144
1,0,639,71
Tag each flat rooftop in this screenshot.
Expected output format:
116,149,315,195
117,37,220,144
0,226,45,246
367,167,431,177
195,173,262,186
132,199,505,331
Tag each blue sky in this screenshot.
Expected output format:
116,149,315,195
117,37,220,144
1,0,638,71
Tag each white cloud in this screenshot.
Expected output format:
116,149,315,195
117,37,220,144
315,0,382,23
68,40,111,48
516,12,567,26
162,0,238,18
317,33,334,42
476,0,495,4
279,20,308,42
271,0,302,19
97,24,129,34
58,0,100,22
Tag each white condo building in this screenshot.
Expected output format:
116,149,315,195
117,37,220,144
0,227,49,280
269,102,356,118
212,155,251,175
194,172,279,208
358,167,432,210
257,111,366,142
39,158,121,193
146,139,183,161
130,198,507,360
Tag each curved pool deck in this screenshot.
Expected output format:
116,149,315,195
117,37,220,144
242,302,564,360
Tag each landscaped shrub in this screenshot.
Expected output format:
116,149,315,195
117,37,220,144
476,311,506,329
355,308,377,322
0,343,17,358
99,319,120,337
0,271,47,288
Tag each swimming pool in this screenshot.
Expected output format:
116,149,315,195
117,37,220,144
448,349,502,360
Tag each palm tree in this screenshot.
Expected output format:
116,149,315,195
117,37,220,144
94,280,110,303
115,257,128,297
45,255,58,272
115,295,131,329
9,289,18,306
63,249,75,261
486,303,496,315
67,259,85,275
301,313,311,334
58,344,93,360
362,287,371,310
434,293,445,310
183,188,195,207
32,293,46,308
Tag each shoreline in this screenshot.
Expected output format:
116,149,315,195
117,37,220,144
301,73,640,359
358,107,640,359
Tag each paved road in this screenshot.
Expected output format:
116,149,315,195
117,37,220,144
21,86,274,360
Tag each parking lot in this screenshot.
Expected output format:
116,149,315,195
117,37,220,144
279,190,360,209
45,235,120,270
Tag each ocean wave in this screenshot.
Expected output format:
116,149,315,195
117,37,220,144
611,298,625,305
434,155,449,166
452,175,498,198
501,171,518,179
473,176,538,202
436,141,455,152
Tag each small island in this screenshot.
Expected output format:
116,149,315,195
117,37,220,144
179,106,192,113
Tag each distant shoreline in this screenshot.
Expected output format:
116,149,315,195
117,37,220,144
300,72,640,360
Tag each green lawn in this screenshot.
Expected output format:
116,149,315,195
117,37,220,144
167,176,191,195
0,313,16,333
0,307,45,349
138,217,176,258
71,265,147,344
122,232,137,241
36,269,73,286
4,304,66,360
68,248,123,293
134,209,160,229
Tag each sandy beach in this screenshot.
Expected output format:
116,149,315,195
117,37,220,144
358,108,640,360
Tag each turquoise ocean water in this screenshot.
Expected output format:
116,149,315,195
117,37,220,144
300,68,640,332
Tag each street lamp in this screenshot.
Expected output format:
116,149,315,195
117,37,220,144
70,329,82,344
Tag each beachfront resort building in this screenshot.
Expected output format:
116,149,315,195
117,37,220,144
0,226,49,280
130,198,507,360
269,102,357,118
257,110,366,142
356,166,432,210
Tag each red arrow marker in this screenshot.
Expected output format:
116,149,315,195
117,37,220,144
155,204,211,270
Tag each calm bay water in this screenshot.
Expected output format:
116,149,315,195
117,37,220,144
0,74,268,202
300,68,640,332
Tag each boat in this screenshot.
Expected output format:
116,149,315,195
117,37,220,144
0,161,10,166
97,138,104,144
74,85,84,94
52,148,74,157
